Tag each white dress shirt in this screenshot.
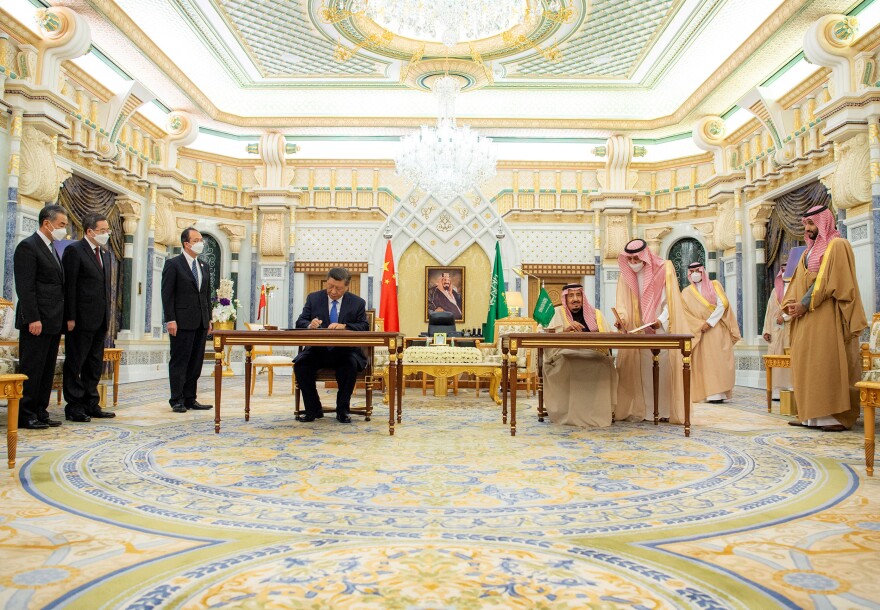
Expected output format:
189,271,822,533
182,250,202,289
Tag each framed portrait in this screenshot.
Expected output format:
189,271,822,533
425,266,465,322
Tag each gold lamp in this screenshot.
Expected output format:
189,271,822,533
506,291,525,317
512,266,543,286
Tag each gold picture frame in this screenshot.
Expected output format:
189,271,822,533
425,266,465,322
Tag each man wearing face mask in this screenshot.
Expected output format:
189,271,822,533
13,204,68,429
680,261,741,404
782,205,866,432
613,238,690,424
61,213,116,422
161,227,213,414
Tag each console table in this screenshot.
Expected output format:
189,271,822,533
762,353,791,413
501,332,694,437
211,330,404,435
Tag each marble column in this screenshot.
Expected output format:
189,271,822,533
143,186,156,338
3,109,22,298
749,204,772,332
734,189,744,334
219,223,246,328
870,117,880,312
118,197,141,332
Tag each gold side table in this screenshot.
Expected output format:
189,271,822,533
1,374,27,469
855,381,877,477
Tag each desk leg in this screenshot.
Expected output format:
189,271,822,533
537,348,545,422
213,350,222,434
7,397,18,470
397,346,403,424
502,351,509,424
683,348,692,437
866,405,875,477
244,348,252,422
113,358,120,407
652,350,660,425
509,352,518,436
766,364,773,413
388,359,396,435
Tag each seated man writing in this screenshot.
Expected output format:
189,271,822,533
543,283,617,427
293,267,369,423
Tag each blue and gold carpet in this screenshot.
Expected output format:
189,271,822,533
1,379,879,609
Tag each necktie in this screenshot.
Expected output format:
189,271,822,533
51,244,61,268
95,246,103,268
191,259,199,288
330,299,338,324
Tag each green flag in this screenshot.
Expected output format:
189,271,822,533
532,286,554,327
482,241,509,343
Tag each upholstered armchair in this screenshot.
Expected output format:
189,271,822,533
861,313,880,382
245,322,295,396
480,316,539,396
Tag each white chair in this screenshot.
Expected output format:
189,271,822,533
245,322,295,396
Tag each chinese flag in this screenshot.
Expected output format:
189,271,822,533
257,284,267,320
379,241,399,332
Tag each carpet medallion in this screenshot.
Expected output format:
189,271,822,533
2,381,879,609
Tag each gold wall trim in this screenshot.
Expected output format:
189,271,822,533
521,263,595,276
631,152,714,170
179,148,263,166
293,261,369,273
778,68,831,110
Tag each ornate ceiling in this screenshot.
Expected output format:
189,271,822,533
59,0,861,135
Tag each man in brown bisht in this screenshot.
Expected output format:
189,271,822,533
762,264,791,399
783,205,867,432
680,261,741,403
614,238,690,424
543,283,617,427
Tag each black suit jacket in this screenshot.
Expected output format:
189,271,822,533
294,290,369,368
161,254,211,330
14,232,65,334
62,238,111,331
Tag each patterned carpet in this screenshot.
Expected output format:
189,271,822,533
1,377,879,609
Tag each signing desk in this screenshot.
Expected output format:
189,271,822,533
501,332,694,437
212,330,404,435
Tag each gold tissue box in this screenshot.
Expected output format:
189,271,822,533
780,389,797,416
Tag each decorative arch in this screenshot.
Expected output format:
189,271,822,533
666,237,706,291
200,233,222,298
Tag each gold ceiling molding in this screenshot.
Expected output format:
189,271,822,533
400,58,492,91
178,147,262,166
65,0,823,132
0,6,39,46
778,67,831,109
630,152,713,171
725,118,762,147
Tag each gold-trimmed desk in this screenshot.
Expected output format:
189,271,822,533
1,374,27,469
855,381,878,477
212,330,404,435
501,332,694,437
762,354,791,414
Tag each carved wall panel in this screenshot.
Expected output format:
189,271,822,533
831,133,870,209
19,126,59,203
602,214,630,259
259,212,286,256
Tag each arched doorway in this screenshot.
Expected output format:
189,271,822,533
667,238,706,290
201,233,221,298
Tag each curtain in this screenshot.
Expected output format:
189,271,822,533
58,175,124,344
764,181,832,309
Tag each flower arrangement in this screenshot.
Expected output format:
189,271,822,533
212,279,240,323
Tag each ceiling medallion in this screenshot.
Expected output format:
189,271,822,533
395,75,497,203
349,0,528,47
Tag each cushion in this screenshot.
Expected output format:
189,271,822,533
862,369,880,383
870,320,880,352
252,355,294,365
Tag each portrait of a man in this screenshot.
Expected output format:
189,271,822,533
426,267,465,321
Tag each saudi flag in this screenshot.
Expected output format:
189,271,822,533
482,241,509,343
532,286,555,327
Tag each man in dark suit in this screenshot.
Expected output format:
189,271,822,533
161,227,213,413
13,204,68,429
61,212,115,422
294,267,369,423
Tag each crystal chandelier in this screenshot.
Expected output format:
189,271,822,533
349,0,528,47
395,76,497,202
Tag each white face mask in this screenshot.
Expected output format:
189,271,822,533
189,241,205,255
628,261,644,272
49,225,67,241
690,272,702,283
93,233,110,246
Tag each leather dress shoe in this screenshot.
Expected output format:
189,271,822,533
171,403,187,413
38,416,62,427
20,419,49,430
336,414,352,423
821,424,847,432
65,412,91,423
88,410,116,418
187,401,213,410
296,414,319,422
788,421,808,427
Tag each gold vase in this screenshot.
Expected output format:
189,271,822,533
214,320,235,330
